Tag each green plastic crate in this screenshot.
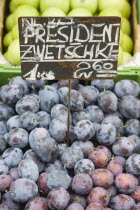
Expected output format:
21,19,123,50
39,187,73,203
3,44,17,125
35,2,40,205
0,64,140,86
137,0,140,24
0,65,21,86
116,67,140,83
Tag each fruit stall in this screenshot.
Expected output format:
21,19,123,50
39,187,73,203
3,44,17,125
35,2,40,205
0,0,140,210
0,0,140,84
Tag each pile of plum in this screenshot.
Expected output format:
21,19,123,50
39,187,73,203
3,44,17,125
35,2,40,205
0,77,140,210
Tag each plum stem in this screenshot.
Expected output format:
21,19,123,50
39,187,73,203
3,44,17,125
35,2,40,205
64,163,67,169
123,125,129,128
132,189,138,194
109,155,115,160
133,140,137,147
5,190,13,193
33,119,38,124
75,196,79,201
64,141,67,145
117,133,121,137
40,190,45,195
90,148,99,153
104,194,111,198
31,85,35,90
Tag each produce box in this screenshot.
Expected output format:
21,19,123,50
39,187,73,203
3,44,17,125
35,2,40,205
133,0,140,53
0,0,6,52
0,0,137,66
0,0,140,85
137,0,140,24
0,64,140,86
0,59,140,210
0,2,140,209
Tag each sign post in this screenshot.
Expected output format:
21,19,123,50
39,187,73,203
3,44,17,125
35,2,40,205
67,79,71,145
18,16,121,145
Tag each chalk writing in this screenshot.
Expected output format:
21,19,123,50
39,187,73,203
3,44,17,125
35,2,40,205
18,17,121,80
23,64,55,80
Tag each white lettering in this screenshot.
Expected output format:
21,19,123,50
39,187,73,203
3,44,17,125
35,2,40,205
75,24,90,43
57,26,69,43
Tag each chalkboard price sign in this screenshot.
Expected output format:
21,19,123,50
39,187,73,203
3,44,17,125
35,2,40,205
18,16,121,80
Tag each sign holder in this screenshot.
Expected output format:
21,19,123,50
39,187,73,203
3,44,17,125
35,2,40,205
67,79,71,145
18,16,121,146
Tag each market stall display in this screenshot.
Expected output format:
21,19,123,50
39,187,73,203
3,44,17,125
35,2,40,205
0,0,136,66
133,0,140,53
0,77,140,209
0,0,140,85
0,1,140,210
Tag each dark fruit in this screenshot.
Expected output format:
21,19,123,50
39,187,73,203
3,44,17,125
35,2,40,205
86,202,104,210
71,173,93,195
10,178,38,203
87,187,110,207
110,194,135,210
47,187,70,210
91,169,114,188
88,146,111,168
115,173,138,194
126,154,140,175
25,197,48,210
66,203,84,210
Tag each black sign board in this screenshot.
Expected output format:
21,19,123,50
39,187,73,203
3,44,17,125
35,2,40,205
18,17,121,80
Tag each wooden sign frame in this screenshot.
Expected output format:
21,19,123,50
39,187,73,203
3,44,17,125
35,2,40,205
18,16,121,81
